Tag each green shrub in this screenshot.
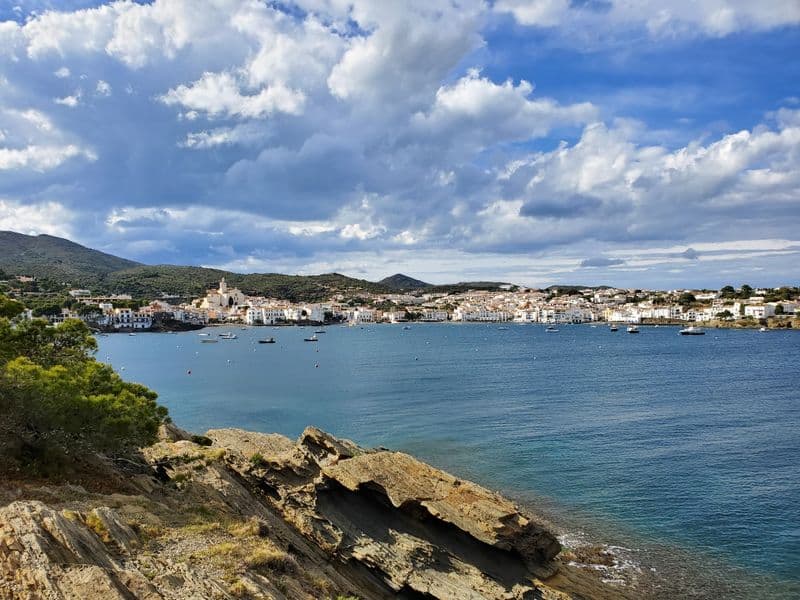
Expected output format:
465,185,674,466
0,310,168,474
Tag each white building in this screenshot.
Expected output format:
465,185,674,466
113,308,152,329
744,304,775,319
200,278,246,311
420,309,448,322
347,308,375,323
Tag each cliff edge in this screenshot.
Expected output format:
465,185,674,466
0,425,632,599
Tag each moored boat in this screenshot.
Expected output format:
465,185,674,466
609,324,619,331
258,338,276,344
304,335,319,342
200,338,218,343
627,325,639,334
679,326,705,336
545,325,559,333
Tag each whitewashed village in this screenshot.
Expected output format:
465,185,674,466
29,277,800,331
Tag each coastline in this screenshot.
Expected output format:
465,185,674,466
0,424,635,599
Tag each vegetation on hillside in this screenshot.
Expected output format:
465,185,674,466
0,295,168,476
0,230,140,287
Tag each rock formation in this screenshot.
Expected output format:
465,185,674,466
0,426,633,599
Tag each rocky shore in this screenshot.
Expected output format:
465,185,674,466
0,425,635,600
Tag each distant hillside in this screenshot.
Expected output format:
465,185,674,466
0,232,392,301
378,273,431,290
0,231,140,286
105,266,390,302
0,231,519,301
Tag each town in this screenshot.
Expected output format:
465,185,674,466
8,276,799,331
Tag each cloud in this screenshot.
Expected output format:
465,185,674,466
495,0,800,37
0,144,95,171
580,256,625,267
679,247,699,260
95,80,111,96
0,198,75,237
0,0,797,288
160,71,306,119
54,90,81,107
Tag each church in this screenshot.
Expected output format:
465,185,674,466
199,278,246,310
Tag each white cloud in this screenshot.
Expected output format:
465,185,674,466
180,122,270,149
412,70,597,149
495,0,800,37
95,79,112,96
0,199,75,238
160,71,306,119
0,144,96,171
54,66,71,78
54,90,82,107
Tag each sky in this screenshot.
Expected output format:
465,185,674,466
0,0,799,288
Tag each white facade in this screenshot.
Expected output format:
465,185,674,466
347,308,375,323
744,304,775,319
113,308,152,329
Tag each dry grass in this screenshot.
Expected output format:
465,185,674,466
228,579,249,598
246,544,297,574
85,512,111,542
229,517,267,538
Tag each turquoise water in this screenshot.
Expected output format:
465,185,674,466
99,324,800,597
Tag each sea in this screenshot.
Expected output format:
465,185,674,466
98,323,800,598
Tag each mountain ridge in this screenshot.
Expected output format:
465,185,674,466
0,231,511,300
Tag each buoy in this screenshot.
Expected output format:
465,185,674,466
187,370,191,375
315,363,319,368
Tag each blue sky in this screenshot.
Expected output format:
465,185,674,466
1,0,799,288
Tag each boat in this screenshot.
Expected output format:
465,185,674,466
609,324,618,332
198,333,209,336
403,325,411,330
627,325,639,334
219,332,238,339
679,326,705,336
314,330,326,334
497,326,509,331
545,325,559,333
304,335,319,342
128,333,137,336
200,339,218,343
760,326,767,332
258,338,276,344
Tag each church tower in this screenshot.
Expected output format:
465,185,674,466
219,277,227,294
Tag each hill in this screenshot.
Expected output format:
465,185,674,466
0,231,140,286
378,273,431,290
0,231,518,301
0,232,391,301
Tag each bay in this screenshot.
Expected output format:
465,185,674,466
98,323,800,598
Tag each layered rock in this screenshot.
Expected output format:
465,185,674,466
0,426,630,600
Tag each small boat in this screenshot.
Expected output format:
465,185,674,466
680,326,705,336
545,325,559,333
198,333,209,336
201,339,218,343
304,335,319,342
258,338,276,344
403,325,411,330
609,324,618,332
760,326,767,332
219,332,238,339
314,330,326,334
128,333,137,336
498,326,509,331
627,325,639,334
